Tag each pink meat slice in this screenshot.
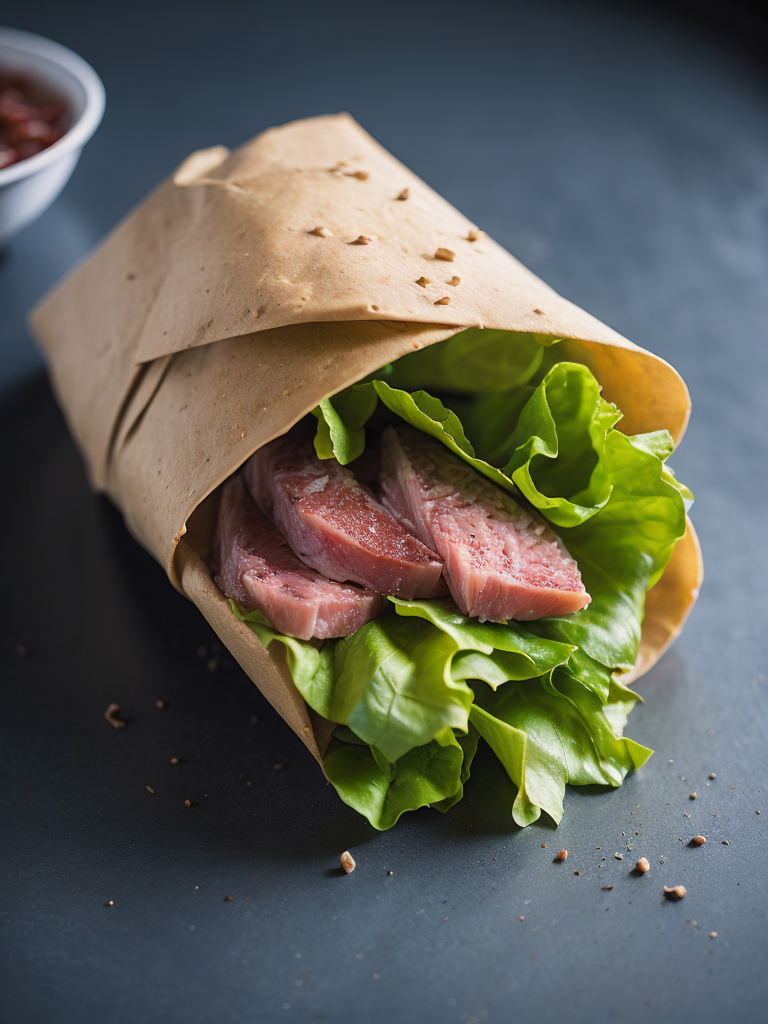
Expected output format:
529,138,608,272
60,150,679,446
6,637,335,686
244,432,445,599
379,425,591,622
213,475,382,640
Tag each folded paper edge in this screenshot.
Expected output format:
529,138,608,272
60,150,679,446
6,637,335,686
176,538,334,767
621,516,703,687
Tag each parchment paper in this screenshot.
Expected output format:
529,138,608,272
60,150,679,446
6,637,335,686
30,113,702,765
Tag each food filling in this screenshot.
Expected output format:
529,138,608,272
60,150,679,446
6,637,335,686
210,335,690,831
214,475,381,640
379,424,590,621
243,427,445,602
215,423,591,634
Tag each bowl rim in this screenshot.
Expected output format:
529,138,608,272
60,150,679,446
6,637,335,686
0,26,106,186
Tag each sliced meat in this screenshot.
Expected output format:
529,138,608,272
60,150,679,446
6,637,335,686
379,425,591,622
214,475,381,640
244,431,445,599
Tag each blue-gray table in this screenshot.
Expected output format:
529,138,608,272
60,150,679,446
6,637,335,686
2,3,766,1022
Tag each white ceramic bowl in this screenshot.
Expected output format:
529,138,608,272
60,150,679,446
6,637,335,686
0,27,105,246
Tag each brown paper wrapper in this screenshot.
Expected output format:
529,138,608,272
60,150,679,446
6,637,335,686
30,113,702,765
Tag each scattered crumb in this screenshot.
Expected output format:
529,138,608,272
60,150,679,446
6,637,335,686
574,870,580,876
554,849,568,861
541,844,547,848
519,916,524,921
449,276,460,286
692,835,707,845
350,234,375,245
668,759,674,763
709,772,717,779
690,793,697,800
415,277,431,287
614,853,623,860
467,230,482,241
684,812,692,818
170,757,179,765
246,781,252,787
635,857,650,873
105,703,125,729
341,851,356,874
225,896,234,901
533,308,544,315
104,900,114,906
722,840,729,845
434,247,455,262
710,932,717,939
396,188,409,201
434,296,451,305
184,799,193,807
387,870,393,876
603,885,614,891
273,763,283,771
309,226,332,237
346,170,369,180
146,786,155,794
664,885,686,899
156,699,167,709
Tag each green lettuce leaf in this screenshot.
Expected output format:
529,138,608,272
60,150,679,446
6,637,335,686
470,673,652,827
311,383,378,465
390,597,575,684
383,327,550,394
329,616,471,762
324,726,480,829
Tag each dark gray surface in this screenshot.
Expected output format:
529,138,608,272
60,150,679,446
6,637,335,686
1,2,767,1023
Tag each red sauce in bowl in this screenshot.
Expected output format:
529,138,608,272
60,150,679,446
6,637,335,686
0,68,70,169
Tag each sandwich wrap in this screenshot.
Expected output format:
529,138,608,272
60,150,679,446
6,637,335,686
31,113,702,824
